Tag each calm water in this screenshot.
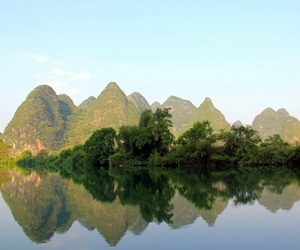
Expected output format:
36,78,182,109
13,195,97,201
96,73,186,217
0,167,300,249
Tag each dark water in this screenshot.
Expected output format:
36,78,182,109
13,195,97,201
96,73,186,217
0,167,300,249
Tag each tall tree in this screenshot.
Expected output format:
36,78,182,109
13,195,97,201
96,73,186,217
176,121,216,165
84,127,116,166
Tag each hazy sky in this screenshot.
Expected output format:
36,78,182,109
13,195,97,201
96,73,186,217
1,1,300,132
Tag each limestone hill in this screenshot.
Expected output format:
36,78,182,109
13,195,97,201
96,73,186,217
252,108,300,143
2,85,75,154
180,97,230,135
127,92,151,113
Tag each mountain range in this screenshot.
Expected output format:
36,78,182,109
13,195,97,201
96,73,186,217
1,82,300,154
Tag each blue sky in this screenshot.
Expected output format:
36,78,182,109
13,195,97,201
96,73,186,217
1,1,300,132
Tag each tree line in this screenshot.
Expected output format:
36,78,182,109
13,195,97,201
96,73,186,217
14,108,300,171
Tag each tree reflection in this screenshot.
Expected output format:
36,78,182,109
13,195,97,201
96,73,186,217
1,164,300,245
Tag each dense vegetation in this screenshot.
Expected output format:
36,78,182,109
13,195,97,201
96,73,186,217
0,140,14,168
15,108,300,171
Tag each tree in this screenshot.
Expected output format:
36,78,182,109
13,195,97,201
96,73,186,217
84,127,116,166
136,108,174,158
217,125,261,164
256,134,290,165
112,108,174,165
176,121,216,165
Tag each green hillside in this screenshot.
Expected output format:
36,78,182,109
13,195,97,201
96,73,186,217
252,108,300,143
180,97,230,135
78,96,96,109
66,82,140,146
2,85,74,154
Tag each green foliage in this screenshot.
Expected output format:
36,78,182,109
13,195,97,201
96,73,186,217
84,127,116,166
111,108,174,165
175,121,217,165
255,134,290,165
216,125,261,164
0,140,14,167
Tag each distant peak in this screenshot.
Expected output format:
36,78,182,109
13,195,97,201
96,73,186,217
128,92,143,98
34,84,55,92
151,101,161,106
199,97,214,108
263,107,275,113
29,84,57,99
276,108,289,117
204,97,212,103
106,82,120,89
87,96,96,101
167,95,182,101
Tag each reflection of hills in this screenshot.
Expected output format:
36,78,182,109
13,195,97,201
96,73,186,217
2,168,300,246
0,171,147,245
199,197,228,226
1,171,72,243
169,191,228,228
258,183,300,213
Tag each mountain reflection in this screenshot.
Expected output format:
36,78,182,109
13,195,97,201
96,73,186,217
1,167,300,245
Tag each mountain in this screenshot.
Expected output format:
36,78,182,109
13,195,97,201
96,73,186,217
2,82,141,154
233,120,243,127
180,97,230,135
252,108,300,143
127,92,151,113
155,96,197,134
150,101,162,111
66,82,140,146
3,82,300,154
2,85,75,155
78,96,96,109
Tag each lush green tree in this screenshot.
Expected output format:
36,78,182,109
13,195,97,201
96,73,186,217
136,108,174,159
217,125,261,164
84,127,116,166
116,125,140,157
175,121,216,165
111,108,174,165
288,145,300,167
255,134,290,165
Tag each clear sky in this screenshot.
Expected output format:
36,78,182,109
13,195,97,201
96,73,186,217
1,0,300,132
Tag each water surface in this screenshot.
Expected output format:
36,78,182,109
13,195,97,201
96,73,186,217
0,167,300,249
